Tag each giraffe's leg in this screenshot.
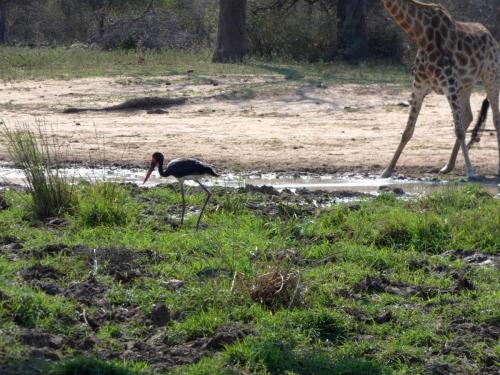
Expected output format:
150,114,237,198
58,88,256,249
179,181,186,226
195,180,211,230
446,91,476,179
440,89,473,174
382,85,429,178
484,78,500,175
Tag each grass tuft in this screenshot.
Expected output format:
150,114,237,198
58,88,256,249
75,183,140,227
0,123,76,219
49,357,147,375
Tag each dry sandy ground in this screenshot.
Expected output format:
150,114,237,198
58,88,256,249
0,75,498,176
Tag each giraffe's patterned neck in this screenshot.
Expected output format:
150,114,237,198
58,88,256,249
381,0,453,49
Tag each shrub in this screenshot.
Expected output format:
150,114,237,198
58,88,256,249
0,123,76,219
6,289,76,332
50,357,146,375
76,182,140,226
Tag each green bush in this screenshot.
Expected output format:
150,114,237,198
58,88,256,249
311,186,498,254
50,357,146,375
75,183,140,227
6,290,76,332
287,309,348,343
225,327,385,374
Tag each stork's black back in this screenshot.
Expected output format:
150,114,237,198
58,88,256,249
166,158,219,178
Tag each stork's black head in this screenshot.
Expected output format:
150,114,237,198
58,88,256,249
152,152,164,164
144,152,165,184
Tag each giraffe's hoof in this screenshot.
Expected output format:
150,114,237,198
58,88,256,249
381,169,393,178
438,165,453,175
467,175,481,182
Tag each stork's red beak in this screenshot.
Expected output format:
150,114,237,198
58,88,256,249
143,157,157,184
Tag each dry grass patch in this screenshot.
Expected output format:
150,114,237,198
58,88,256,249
232,264,305,310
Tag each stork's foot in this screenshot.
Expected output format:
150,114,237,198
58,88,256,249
172,221,182,229
195,222,209,231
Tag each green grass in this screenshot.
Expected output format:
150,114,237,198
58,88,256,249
0,183,498,374
50,357,148,375
0,47,411,86
75,182,141,227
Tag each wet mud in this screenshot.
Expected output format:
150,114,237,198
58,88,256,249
351,272,474,299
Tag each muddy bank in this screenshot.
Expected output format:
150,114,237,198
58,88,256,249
2,162,498,197
0,77,498,176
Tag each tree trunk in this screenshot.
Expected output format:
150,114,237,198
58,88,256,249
0,1,6,44
212,0,246,63
337,0,368,60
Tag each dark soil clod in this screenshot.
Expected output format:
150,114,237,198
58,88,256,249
64,276,107,306
451,271,475,292
30,347,60,361
119,324,249,371
21,264,61,281
374,311,395,324
353,275,472,299
0,236,22,249
43,217,69,228
19,329,66,350
150,303,171,327
446,250,500,268
204,324,249,350
40,283,63,296
379,185,405,195
0,194,10,210
243,184,280,196
425,363,453,375
33,243,75,259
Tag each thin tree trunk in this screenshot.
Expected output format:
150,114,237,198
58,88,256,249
0,1,6,44
212,0,246,63
337,0,368,60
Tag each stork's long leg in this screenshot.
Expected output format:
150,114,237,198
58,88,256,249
179,181,186,226
195,180,212,230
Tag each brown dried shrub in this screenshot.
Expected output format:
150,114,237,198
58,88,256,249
231,264,305,311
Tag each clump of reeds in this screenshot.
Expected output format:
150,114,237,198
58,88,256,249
231,264,304,310
1,122,75,219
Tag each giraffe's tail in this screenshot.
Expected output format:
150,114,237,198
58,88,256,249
467,98,490,149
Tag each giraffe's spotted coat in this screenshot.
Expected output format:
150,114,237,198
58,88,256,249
381,0,500,178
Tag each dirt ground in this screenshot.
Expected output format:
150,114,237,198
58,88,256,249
0,75,498,176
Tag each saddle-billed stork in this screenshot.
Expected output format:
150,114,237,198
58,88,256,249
143,152,218,229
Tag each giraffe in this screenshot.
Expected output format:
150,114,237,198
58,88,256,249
380,0,500,179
